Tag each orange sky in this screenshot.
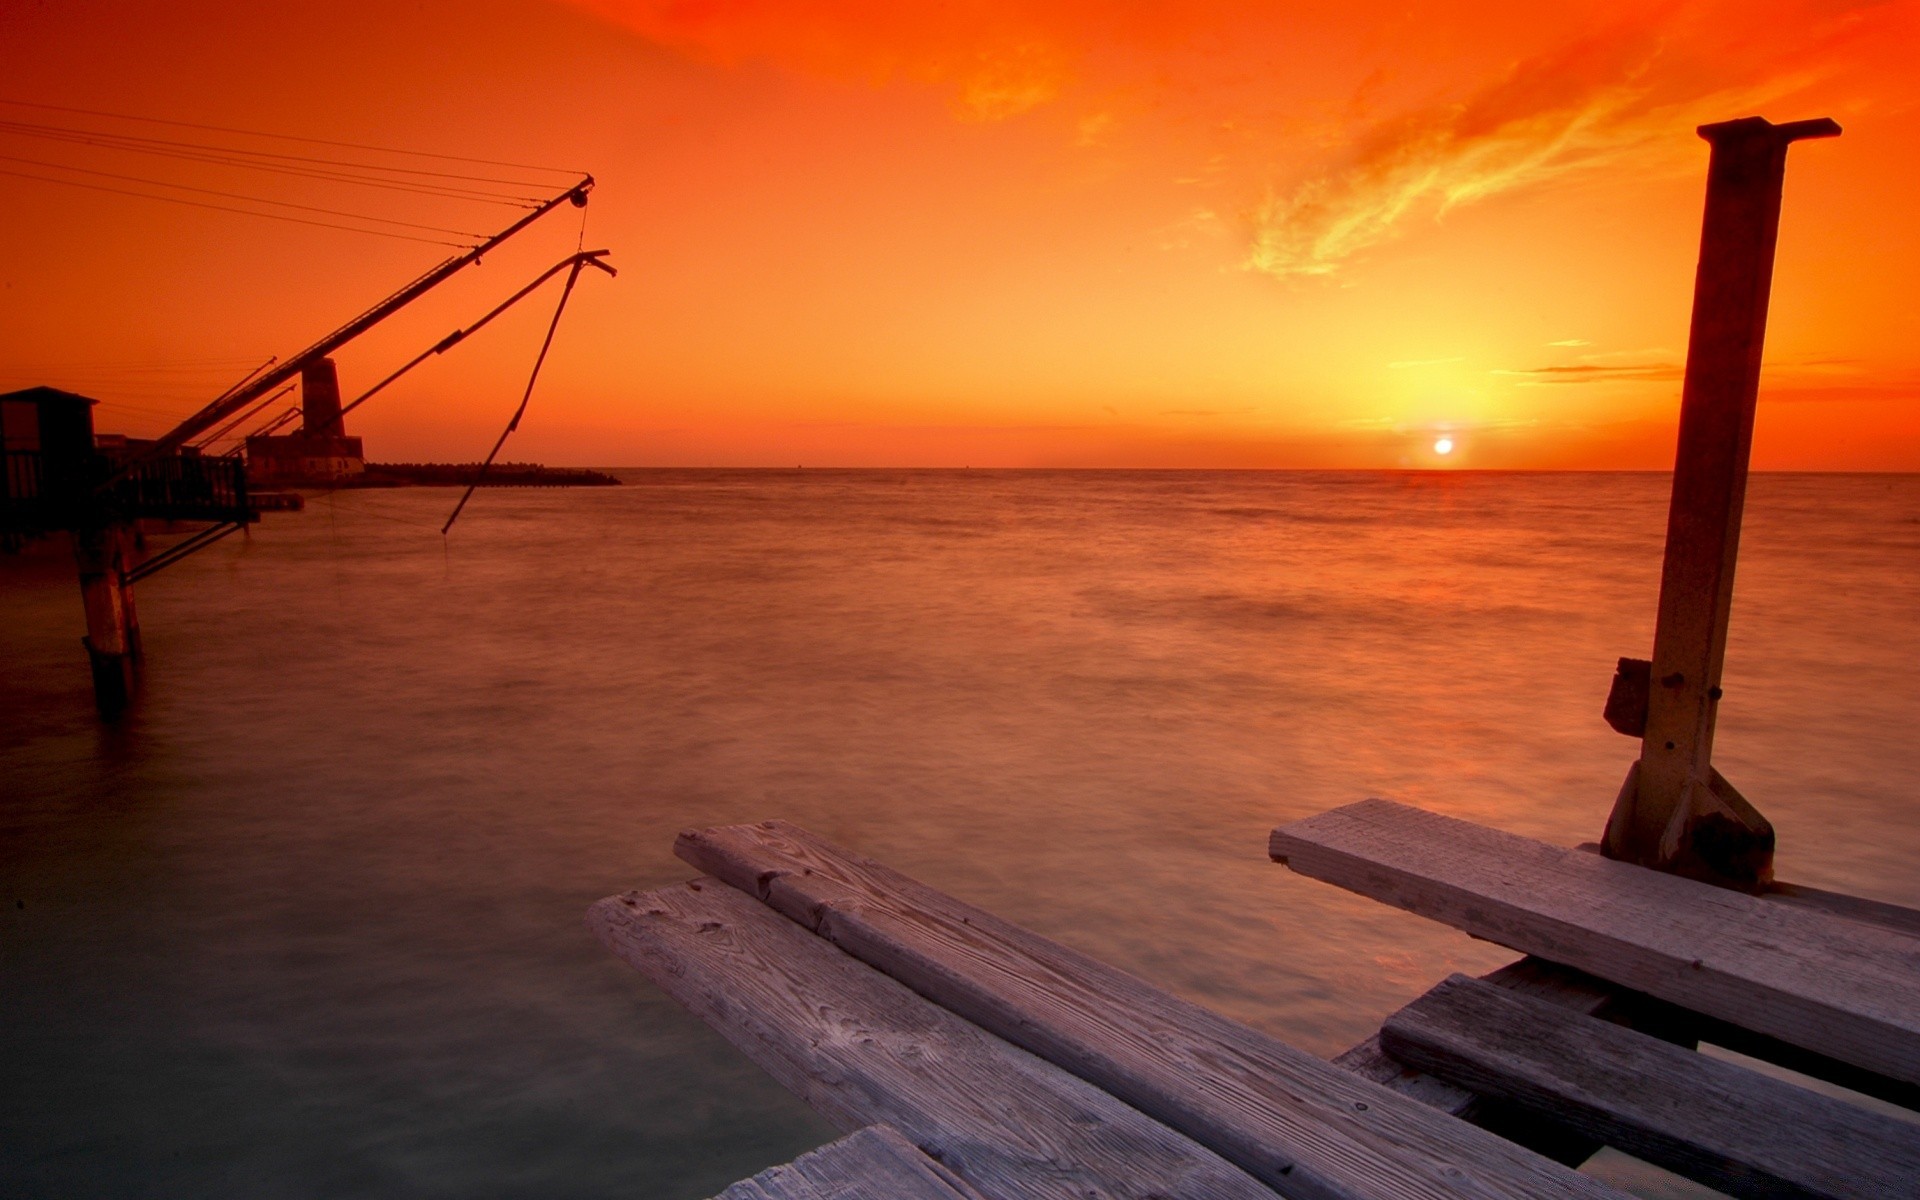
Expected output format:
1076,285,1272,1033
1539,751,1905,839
1,0,1916,468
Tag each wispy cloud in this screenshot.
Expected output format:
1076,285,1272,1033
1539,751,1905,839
1494,362,1684,385
558,1,1906,278
1245,3,1886,278
1492,353,1898,391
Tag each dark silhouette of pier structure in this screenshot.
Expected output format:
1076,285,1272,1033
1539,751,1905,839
2,385,256,713
244,359,367,486
2,176,613,717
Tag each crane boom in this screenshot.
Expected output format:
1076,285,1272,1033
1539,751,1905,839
127,175,593,469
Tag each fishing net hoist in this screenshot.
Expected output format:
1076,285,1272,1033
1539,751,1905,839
1,177,615,719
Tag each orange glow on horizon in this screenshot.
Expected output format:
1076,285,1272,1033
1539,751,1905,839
1,0,1916,469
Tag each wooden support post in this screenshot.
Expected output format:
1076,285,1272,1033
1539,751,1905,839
73,521,141,718
1602,116,1840,890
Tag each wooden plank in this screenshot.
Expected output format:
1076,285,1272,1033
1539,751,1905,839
1763,881,1920,941
1672,1011,1920,1114
1580,843,1920,942
1270,799,1920,1088
1332,1033,1475,1108
1378,947,1919,1116
1382,974,1920,1199
1336,957,1664,1168
712,1125,987,1200
589,879,1279,1200
1335,956,1619,1111
677,820,1627,1200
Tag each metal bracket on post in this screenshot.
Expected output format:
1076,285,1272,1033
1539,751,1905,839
1600,115,1839,891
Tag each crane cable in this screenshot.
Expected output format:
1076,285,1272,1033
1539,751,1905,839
442,251,615,535
332,249,612,431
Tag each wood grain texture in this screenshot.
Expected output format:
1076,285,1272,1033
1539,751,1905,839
1684,1017,1920,1112
676,820,1626,1200
1332,1033,1475,1109
1762,882,1920,941
1335,957,1616,1110
1335,957,1662,1169
589,879,1278,1200
1382,974,1920,1200
1580,845,1920,943
711,1125,987,1200
1270,799,1920,1088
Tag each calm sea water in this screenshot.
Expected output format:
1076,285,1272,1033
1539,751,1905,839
4,470,1917,1199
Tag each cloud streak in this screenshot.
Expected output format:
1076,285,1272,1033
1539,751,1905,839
559,1,1910,277
1246,2,1893,278
1494,362,1685,385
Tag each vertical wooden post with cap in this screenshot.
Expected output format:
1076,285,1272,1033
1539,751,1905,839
1601,116,1840,889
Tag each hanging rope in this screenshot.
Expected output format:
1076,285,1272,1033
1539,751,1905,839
442,252,613,535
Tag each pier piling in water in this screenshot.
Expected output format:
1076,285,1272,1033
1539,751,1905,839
72,521,142,718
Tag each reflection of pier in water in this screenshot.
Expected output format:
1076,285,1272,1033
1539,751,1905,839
591,117,1920,1200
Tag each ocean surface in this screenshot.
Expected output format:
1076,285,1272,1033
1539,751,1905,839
4,469,1917,1199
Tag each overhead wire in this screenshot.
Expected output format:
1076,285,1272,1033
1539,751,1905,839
0,122,545,204
3,358,266,374
195,383,298,449
0,98,584,175
205,357,281,408
0,105,569,245
0,153,489,236
0,119,561,189
78,397,208,418
0,166,474,246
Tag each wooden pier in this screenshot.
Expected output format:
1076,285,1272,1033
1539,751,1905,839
593,815,1919,1199
588,115,1917,1199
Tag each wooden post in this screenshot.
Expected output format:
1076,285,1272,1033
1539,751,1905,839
73,521,141,718
1602,116,1840,889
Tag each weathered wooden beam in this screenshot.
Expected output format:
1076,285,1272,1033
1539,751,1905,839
1761,881,1920,940
1604,115,1840,889
1382,974,1920,1199
1270,799,1920,1087
589,879,1278,1200
1361,883,1920,1115
1333,952,1625,1110
677,820,1628,1200
710,1125,988,1200
71,521,141,717
1335,957,1687,1168
1580,842,1920,942
1672,1010,1920,1113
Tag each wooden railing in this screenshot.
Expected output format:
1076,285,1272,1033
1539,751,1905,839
104,450,252,523
4,448,255,537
